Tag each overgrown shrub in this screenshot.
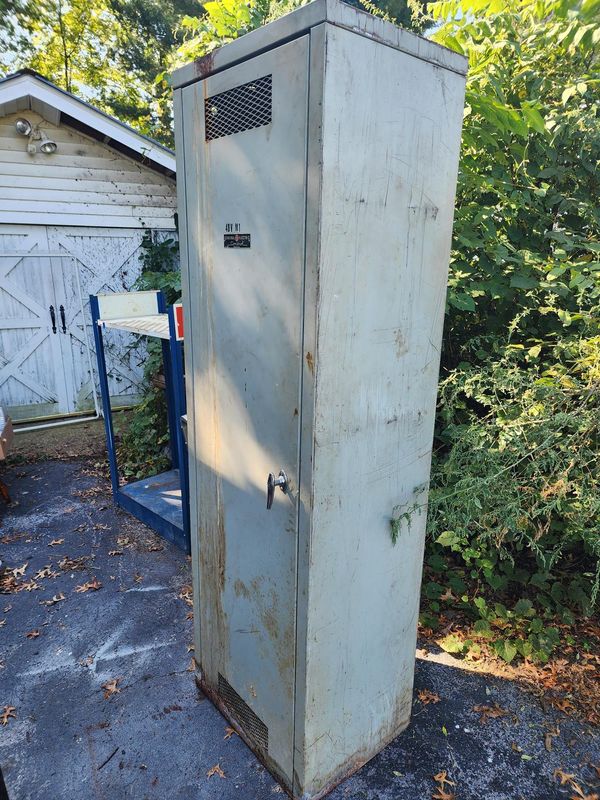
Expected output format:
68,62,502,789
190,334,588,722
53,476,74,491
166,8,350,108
425,337,599,648
420,0,600,660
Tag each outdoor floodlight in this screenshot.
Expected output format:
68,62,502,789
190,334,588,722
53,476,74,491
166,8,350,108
15,118,32,136
15,118,58,156
39,135,57,154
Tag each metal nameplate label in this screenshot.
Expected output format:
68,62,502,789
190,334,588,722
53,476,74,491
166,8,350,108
224,233,251,248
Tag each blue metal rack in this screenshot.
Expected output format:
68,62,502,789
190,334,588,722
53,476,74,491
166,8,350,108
90,290,190,553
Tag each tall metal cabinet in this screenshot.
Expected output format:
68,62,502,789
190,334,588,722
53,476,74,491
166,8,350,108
173,2,466,796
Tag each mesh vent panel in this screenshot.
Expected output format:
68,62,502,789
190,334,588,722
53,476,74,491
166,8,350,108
205,75,272,141
218,673,268,752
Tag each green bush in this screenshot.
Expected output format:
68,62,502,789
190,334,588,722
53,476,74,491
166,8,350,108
429,337,599,605
416,0,600,661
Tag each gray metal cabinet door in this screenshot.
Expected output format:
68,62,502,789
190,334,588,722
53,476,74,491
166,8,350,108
181,35,310,782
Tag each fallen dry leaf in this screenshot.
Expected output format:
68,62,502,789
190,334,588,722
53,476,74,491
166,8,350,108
548,696,576,714
569,782,599,800
544,725,560,752
418,689,441,705
207,764,225,779
187,657,196,672
0,575,20,594
48,539,64,547
101,678,121,699
34,566,53,580
432,790,455,800
473,703,508,723
25,630,40,639
74,577,103,593
554,768,576,786
0,706,16,725
1,533,24,544
11,564,27,578
433,771,455,790
58,556,89,572
133,573,143,584
224,726,237,740
179,585,193,607
40,593,66,606
108,550,123,557
20,580,40,592
186,611,194,620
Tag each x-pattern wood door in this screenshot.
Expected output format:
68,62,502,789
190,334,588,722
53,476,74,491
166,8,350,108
0,225,152,421
47,227,149,413
0,227,69,420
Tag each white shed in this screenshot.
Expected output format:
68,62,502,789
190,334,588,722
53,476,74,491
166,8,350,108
0,69,177,422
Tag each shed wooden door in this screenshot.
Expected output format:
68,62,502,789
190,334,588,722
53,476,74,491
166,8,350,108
0,225,148,421
0,226,69,419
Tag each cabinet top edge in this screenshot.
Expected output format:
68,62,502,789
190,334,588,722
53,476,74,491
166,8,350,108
171,0,468,91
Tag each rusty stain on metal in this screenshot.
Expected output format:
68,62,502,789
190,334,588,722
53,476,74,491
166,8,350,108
234,579,251,599
305,351,314,374
194,51,215,79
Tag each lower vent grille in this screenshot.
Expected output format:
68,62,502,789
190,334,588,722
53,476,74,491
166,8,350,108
218,673,269,752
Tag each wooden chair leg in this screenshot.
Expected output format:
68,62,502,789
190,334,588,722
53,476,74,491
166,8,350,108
0,478,10,505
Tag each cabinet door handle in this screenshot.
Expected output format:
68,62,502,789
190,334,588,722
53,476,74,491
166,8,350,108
59,305,66,334
266,470,288,509
49,305,57,334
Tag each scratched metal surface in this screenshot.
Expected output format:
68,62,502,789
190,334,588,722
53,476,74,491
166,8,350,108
178,35,311,789
170,0,467,90
295,23,467,796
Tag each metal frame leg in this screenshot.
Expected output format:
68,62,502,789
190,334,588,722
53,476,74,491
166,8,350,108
168,305,190,550
158,292,179,470
89,295,120,497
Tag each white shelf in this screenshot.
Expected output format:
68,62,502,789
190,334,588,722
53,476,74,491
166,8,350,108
98,314,170,339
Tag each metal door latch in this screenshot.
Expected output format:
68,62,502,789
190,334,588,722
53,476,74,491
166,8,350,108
267,470,288,509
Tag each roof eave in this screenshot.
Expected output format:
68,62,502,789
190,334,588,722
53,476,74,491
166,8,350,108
0,72,176,176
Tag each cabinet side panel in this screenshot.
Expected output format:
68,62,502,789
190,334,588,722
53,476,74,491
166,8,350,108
303,25,465,794
174,86,202,652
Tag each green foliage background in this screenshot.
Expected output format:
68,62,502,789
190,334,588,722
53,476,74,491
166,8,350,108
422,0,600,661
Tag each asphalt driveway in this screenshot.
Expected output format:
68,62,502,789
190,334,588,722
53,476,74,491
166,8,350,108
0,456,598,799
